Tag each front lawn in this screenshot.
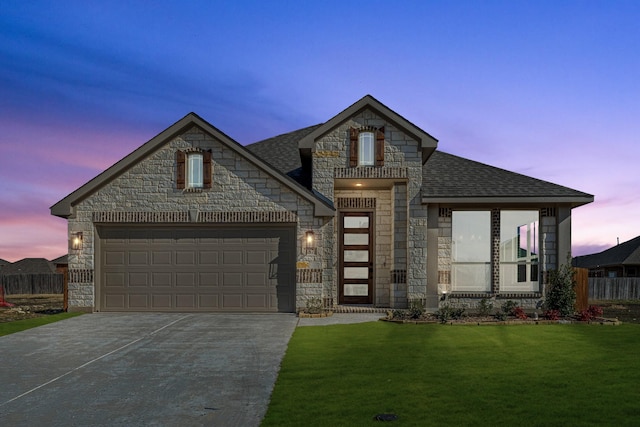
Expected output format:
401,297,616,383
263,323,640,426
0,312,82,337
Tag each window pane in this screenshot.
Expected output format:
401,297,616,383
344,216,369,228
452,211,490,262
344,267,369,279
344,234,368,245
344,284,369,296
358,132,374,166
451,264,491,292
451,211,491,291
344,250,368,262
500,210,539,291
187,153,203,188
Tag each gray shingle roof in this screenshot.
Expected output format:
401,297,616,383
573,236,640,269
0,258,56,275
246,124,320,173
423,151,593,202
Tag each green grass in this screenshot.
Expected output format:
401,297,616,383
262,323,640,427
0,312,83,337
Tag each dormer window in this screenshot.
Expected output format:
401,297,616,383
349,127,385,167
177,149,212,190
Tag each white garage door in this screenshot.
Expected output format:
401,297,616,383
97,226,296,312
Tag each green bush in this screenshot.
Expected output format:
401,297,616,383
408,299,425,319
545,260,576,316
478,297,494,316
436,304,465,323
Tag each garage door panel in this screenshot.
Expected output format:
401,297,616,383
176,251,196,265
152,294,172,309
152,272,172,287
128,294,149,308
129,272,150,287
199,294,219,308
99,226,295,312
176,272,197,287
129,251,149,266
199,272,219,286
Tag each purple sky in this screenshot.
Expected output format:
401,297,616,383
1,1,639,262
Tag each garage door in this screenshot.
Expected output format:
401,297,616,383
97,226,296,312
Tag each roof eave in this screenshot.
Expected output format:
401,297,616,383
422,195,594,207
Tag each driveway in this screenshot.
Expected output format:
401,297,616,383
0,313,298,426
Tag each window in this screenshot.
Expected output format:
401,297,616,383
187,152,203,188
500,210,539,291
176,150,212,190
451,211,491,292
349,127,384,167
358,132,375,166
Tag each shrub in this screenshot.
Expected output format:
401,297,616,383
478,298,494,317
501,300,519,316
545,260,577,316
513,306,528,320
408,299,425,319
544,309,561,320
589,305,604,318
436,304,465,323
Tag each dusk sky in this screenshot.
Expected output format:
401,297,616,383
1,1,639,262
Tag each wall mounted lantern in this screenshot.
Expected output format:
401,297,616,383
305,230,316,252
70,232,83,250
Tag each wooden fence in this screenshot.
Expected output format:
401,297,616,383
589,277,640,300
0,273,64,295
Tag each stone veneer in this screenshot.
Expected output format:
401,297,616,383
66,126,325,310
310,108,426,308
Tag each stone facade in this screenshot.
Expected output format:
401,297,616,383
55,97,586,313
66,126,322,310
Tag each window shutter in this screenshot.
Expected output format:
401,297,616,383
349,128,358,167
203,150,212,189
376,126,385,166
176,150,186,189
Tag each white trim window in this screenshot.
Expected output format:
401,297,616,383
187,152,204,188
358,131,375,166
451,211,491,292
499,210,539,291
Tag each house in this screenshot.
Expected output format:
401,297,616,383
0,258,57,275
573,236,640,278
51,95,593,313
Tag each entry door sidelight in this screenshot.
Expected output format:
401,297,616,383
339,212,373,304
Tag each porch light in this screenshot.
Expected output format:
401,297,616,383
305,230,316,252
71,232,83,250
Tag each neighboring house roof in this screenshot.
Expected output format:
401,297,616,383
51,113,334,218
298,95,438,164
422,151,593,207
51,255,68,265
573,236,640,269
0,258,56,275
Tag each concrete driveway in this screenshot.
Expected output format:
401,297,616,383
0,313,298,426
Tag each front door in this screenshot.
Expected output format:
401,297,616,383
339,212,373,304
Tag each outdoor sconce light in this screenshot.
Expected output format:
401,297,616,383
305,230,316,252
71,232,83,250
440,291,448,301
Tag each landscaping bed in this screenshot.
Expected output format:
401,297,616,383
0,294,64,323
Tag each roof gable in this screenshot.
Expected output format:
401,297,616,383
51,113,333,218
299,95,438,163
423,151,594,206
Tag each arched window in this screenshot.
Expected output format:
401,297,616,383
176,150,212,190
349,127,385,167
358,132,375,166
187,152,203,188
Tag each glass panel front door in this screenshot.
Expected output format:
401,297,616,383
340,212,373,304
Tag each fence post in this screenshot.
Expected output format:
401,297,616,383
574,267,589,311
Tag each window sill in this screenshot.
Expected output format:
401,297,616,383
183,187,204,193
